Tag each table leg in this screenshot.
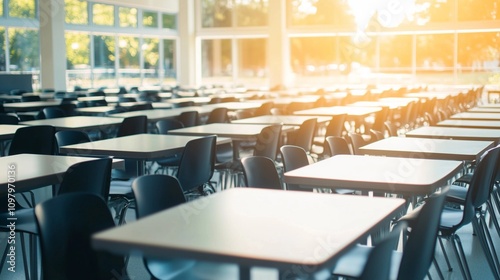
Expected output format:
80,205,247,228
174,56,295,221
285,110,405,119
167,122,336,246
239,265,251,280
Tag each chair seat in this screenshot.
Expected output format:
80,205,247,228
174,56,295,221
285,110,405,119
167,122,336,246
109,180,134,198
440,207,467,230
454,173,473,184
171,262,277,280
446,185,468,204
146,259,196,279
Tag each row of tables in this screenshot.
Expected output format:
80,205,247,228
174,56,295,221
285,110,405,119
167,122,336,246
1,88,497,279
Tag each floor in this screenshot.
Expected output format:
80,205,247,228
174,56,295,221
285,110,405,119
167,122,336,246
1,200,499,280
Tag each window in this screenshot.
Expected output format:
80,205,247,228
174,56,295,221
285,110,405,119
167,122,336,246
287,0,356,30
458,0,500,21
457,32,500,83
93,35,115,88
235,0,268,27
142,38,160,85
162,13,176,29
93,3,114,26
238,38,267,85
9,28,39,72
143,11,158,28
119,7,137,28
379,34,412,72
65,32,91,88
202,0,232,28
202,39,232,82
65,0,88,24
290,37,338,77
118,36,140,86
9,0,35,18
163,39,176,80
0,27,5,72
416,33,454,83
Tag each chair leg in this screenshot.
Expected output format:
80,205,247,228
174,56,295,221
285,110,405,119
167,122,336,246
438,237,453,271
20,233,31,280
451,234,472,280
433,257,445,280
477,215,500,278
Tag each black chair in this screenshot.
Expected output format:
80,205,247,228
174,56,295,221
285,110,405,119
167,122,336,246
42,107,66,119
348,132,367,155
312,114,346,158
176,135,217,196
116,115,148,137
288,118,317,155
253,101,274,116
206,107,228,124
241,156,283,190
280,145,312,192
332,186,449,280
369,129,384,142
154,119,185,174
176,111,199,127
132,175,196,280
129,103,153,111
325,136,352,157
438,146,500,279
0,113,20,124
55,130,91,149
9,125,56,156
173,101,195,108
21,95,41,102
34,193,127,280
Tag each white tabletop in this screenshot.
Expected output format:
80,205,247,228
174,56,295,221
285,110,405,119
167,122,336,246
359,137,494,162
468,107,500,113
92,188,405,276
3,100,62,112
75,106,117,116
437,119,500,129
202,102,263,111
406,126,500,144
60,134,231,160
450,112,500,121
168,123,293,141
0,154,104,195
109,107,213,121
284,155,462,196
293,106,381,117
20,116,124,131
231,115,331,126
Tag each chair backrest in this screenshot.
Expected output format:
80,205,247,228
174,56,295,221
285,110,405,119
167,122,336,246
384,121,398,137
176,135,216,193
55,130,91,146
325,136,351,157
42,107,66,119
0,113,19,124
206,107,228,124
57,158,112,201
129,103,153,111
155,119,184,134
9,125,56,155
235,109,253,119
253,101,274,116
291,118,317,152
241,156,282,190
360,222,407,280
132,174,186,219
468,146,500,209
280,145,312,192
116,115,148,137
372,106,390,132
173,101,195,108
253,124,282,160
21,95,41,102
324,114,346,138
397,186,449,280
348,133,366,155
35,193,126,280
177,111,199,127
369,129,384,142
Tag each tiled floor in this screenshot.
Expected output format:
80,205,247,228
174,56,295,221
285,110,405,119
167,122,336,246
1,202,499,280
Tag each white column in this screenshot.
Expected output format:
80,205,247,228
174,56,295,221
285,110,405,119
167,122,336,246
268,0,291,88
178,0,196,86
39,0,67,91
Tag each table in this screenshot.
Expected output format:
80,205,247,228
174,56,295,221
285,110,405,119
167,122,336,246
20,116,124,132
92,188,405,279
3,100,62,112
59,134,231,175
450,112,500,121
405,126,500,144
437,119,500,129
168,123,294,141
74,106,118,116
468,107,500,113
231,115,331,126
202,102,263,111
359,137,494,162
293,106,381,118
0,125,25,141
0,154,107,195
284,155,462,197
108,107,213,123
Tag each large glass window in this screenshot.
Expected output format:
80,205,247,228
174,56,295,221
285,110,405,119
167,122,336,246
163,39,176,81
9,0,35,18
290,37,338,77
0,28,5,72
143,11,158,28
416,33,454,83
288,0,356,30
93,3,114,26
118,36,140,86
458,0,500,21
66,32,91,89
238,38,267,85
202,39,232,83
457,32,500,84
236,0,268,26
162,13,177,29
9,28,39,72
202,0,232,28
142,38,160,85
65,0,88,24
93,35,115,88
119,7,138,28
379,34,412,72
